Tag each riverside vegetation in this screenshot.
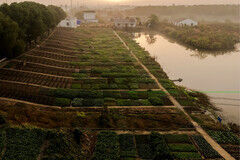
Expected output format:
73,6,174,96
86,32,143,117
145,15,240,51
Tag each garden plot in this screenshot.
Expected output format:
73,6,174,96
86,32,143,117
165,134,202,159
0,68,72,89
0,127,85,160
44,89,173,107
206,130,240,159
1,127,46,160
5,61,75,77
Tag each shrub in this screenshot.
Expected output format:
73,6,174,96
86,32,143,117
119,134,137,158
54,98,71,107
135,135,153,159
3,128,46,160
164,134,191,144
192,135,221,159
148,96,163,106
92,131,120,160
171,152,202,159
0,114,6,125
71,84,82,89
52,89,78,99
207,130,240,145
72,98,83,107
104,98,117,106
72,73,89,79
168,144,197,152
150,132,173,160
82,99,104,106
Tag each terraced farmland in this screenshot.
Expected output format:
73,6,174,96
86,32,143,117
0,27,169,107
0,27,238,160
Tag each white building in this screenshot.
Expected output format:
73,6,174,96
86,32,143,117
114,18,137,28
174,19,198,27
58,17,77,28
83,11,98,23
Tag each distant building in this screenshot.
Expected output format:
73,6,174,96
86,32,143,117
114,17,137,28
83,11,98,23
173,19,198,27
58,17,78,28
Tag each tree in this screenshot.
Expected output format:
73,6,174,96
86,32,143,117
0,11,25,58
146,14,159,29
0,2,66,58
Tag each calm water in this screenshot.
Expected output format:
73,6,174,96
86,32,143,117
134,33,240,124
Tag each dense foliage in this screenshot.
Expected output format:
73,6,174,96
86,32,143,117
157,22,240,51
92,131,120,160
2,127,46,160
118,134,137,158
0,2,66,58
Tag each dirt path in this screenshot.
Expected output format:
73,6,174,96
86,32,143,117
113,30,235,160
115,130,197,135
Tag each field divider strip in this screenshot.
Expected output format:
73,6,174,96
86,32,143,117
22,54,71,63
39,46,79,53
11,60,75,70
113,30,235,160
31,49,78,58
1,68,74,79
0,79,56,89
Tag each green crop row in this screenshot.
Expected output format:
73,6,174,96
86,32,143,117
2,128,46,160
135,133,173,159
207,130,240,145
119,134,137,158
192,135,221,159
164,134,191,144
92,131,120,160
0,129,5,155
171,152,202,159
168,144,198,152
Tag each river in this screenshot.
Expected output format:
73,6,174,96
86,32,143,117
134,33,240,124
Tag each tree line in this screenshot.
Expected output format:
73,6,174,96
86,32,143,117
126,5,238,17
0,2,66,58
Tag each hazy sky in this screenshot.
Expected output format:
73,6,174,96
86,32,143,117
0,0,239,6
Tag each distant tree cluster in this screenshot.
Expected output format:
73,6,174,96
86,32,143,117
158,22,240,51
0,2,66,58
126,5,238,17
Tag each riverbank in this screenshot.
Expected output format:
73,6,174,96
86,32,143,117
133,32,240,125
151,22,240,51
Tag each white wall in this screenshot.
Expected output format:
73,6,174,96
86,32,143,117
175,19,198,26
84,13,96,20
58,18,77,28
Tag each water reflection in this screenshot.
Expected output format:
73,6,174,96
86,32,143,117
134,33,240,124
134,32,239,59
